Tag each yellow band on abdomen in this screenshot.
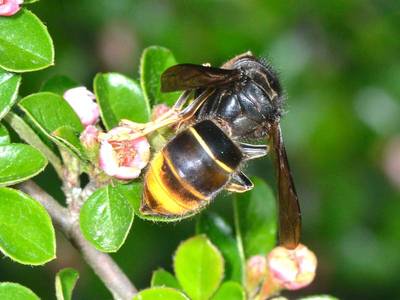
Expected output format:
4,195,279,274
145,153,198,215
189,127,234,173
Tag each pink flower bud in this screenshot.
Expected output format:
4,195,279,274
0,0,22,16
151,104,171,121
63,87,100,127
246,255,268,295
267,244,317,290
80,125,100,150
99,126,150,180
246,255,268,287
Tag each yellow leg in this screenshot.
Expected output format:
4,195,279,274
119,89,214,140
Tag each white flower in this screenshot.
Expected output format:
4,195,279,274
99,126,150,180
63,87,100,127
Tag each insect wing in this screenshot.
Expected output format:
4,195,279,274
271,122,301,249
161,64,241,92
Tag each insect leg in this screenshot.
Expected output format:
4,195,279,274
176,88,215,126
119,90,192,129
172,90,193,111
119,89,214,140
225,172,254,193
239,142,269,160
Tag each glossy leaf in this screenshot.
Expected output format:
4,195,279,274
151,268,181,289
119,181,197,222
140,46,181,106
0,282,40,300
79,185,134,252
0,144,47,187
94,72,150,130
22,0,40,4
197,212,243,283
0,70,21,120
22,113,60,153
4,112,63,178
211,282,245,300
0,124,10,145
52,126,87,161
55,268,79,300
174,235,224,300
41,75,78,95
0,9,54,72
0,188,56,265
19,92,83,143
133,287,189,300
234,177,277,257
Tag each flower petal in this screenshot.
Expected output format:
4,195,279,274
99,141,119,176
267,244,317,290
131,138,150,169
114,166,141,180
64,87,99,126
98,126,151,180
0,0,21,16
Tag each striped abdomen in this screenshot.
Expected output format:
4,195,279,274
141,119,243,217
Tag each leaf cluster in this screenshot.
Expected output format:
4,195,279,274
0,5,338,300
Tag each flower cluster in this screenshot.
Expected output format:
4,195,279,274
63,86,317,299
64,86,150,180
246,244,317,299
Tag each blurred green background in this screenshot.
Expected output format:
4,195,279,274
1,0,400,299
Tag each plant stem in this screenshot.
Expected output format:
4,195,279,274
18,180,137,300
233,196,247,285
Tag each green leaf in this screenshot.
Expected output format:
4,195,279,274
0,144,47,187
0,282,40,300
4,112,63,178
41,75,79,95
140,46,181,107
52,126,87,161
197,212,243,283
19,92,83,143
22,0,40,4
0,70,21,120
94,73,150,130
0,188,56,265
0,9,54,72
132,287,189,300
0,123,10,145
151,268,181,289
174,235,224,300
79,184,134,252
55,268,79,300
234,177,277,257
298,296,339,300
120,181,198,222
211,282,245,300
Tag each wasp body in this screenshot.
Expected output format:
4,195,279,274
196,54,282,139
137,52,301,249
141,119,248,216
